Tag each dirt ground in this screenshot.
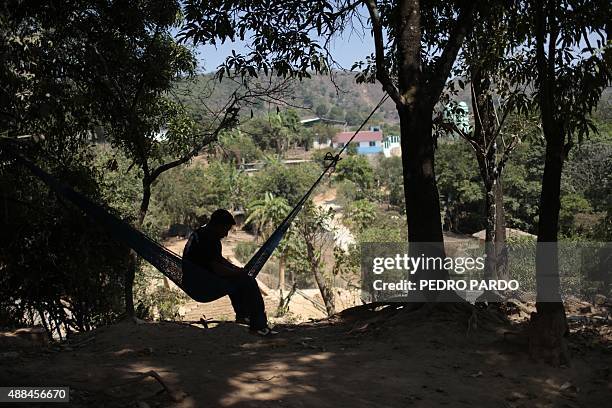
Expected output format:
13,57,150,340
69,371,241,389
1,301,610,408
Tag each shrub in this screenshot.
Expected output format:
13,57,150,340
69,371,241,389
135,286,187,321
345,199,377,232
335,179,360,207
249,162,319,205
235,241,259,264
134,265,188,321
218,130,262,164
335,155,374,191
1,148,127,334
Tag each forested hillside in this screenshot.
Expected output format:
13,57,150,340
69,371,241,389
176,71,403,125
177,73,611,128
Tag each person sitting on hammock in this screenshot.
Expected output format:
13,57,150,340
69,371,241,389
182,209,277,336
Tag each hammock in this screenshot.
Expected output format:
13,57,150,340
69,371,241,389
2,94,388,300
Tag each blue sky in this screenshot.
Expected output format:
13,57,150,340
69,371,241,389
194,33,375,73
187,24,605,75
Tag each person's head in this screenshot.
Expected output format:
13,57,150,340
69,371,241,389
207,209,236,238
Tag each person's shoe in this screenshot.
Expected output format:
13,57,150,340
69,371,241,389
235,316,250,325
250,326,279,337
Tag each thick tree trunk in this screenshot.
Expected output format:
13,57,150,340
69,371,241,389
536,141,564,302
400,106,444,244
396,0,443,252
529,0,570,365
531,139,569,365
365,0,474,302
399,105,447,288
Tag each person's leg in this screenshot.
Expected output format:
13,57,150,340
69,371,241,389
183,261,267,329
228,289,249,321
230,276,267,330
182,261,230,303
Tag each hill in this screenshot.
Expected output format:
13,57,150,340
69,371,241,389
176,72,611,131
176,72,400,126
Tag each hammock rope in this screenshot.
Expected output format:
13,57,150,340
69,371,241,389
1,93,389,298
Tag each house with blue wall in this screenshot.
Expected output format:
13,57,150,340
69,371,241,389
333,127,383,154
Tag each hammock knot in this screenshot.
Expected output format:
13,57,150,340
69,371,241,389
323,151,342,171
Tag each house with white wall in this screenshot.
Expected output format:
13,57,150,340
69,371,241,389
383,135,401,157
300,117,347,149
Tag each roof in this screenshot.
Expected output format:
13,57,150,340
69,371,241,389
300,117,322,124
334,131,383,143
300,117,347,125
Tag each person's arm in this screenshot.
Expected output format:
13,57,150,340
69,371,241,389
208,257,244,278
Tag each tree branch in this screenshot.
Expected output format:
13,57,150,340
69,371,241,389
364,0,401,105
147,75,288,183
428,1,477,105
495,133,520,176
148,96,239,182
331,0,364,20
129,26,162,115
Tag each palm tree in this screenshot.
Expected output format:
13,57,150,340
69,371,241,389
246,193,291,289
246,192,291,239
261,153,283,168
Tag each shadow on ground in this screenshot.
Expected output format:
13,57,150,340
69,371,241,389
0,303,610,407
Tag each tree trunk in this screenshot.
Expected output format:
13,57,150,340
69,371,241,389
536,141,564,302
125,178,152,318
477,177,506,303
305,240,335,316
278,254,286,290
478,156,499,300
365,0,474,302
125,250,137,317
400,106,444,245
470,64,504,302
528,0,570,365
395,0,442,250
484,184,497,279
399,105,447,290
531,139,569,365
312,263,335,317
494,181,509,281
393,0,474,288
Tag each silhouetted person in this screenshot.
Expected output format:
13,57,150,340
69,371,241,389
182,209,276,336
